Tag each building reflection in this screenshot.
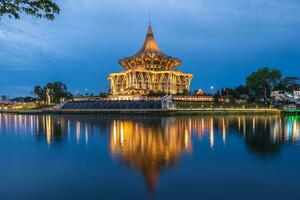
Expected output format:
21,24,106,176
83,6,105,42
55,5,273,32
109,118,191,192
108,115,300,192
0,113,299,191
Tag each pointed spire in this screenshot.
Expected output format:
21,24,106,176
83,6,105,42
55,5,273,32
135,24,161,56
146,24,154,38
149,12,152,26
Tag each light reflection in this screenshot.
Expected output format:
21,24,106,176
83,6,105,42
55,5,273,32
238,117,241,131
210,117,214,149
222,117,226,145
67,120,70,137
76,121,81,144
85,123,89,145
45,115,52,145
0,114,299,146
109,119,191,192
243,116,246,137
253,117,256,134
0,114,300,192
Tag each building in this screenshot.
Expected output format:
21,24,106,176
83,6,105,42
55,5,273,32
294,91,300,98
60,95,175,110
108,24,193,95
194,89,204,95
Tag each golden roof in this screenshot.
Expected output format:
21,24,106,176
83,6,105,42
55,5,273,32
119,25,182,70
134,25,166,57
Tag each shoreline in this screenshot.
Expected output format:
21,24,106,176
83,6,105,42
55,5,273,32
0,108,282,115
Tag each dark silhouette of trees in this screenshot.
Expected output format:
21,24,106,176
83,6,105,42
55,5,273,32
0,0,60,20
11,96,36,102
275,77,300,92
246,67,282,103
33,81,73,104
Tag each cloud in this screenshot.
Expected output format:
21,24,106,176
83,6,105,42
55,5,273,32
0,0,299,96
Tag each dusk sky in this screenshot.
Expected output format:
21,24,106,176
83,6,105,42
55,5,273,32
1,0,300,97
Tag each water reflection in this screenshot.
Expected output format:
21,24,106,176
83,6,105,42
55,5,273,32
110,118,191,192
0,114,299,192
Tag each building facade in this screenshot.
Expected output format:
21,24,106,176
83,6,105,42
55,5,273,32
108,25,193,95
294,91,300,98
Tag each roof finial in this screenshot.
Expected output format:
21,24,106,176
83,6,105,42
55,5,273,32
148,12,152,26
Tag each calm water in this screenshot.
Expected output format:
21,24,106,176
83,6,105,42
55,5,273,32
0,114,299,200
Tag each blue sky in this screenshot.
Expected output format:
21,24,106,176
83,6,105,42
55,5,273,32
0,0,300,97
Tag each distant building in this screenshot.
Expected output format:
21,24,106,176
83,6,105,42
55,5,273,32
108,25,193,95
194,89,204,95
294,91,300,98
270,90,282,97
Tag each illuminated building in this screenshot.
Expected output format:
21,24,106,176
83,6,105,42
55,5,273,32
195,89,204,95
108,24,193,95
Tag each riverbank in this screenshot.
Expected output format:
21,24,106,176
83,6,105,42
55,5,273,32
283,110,300,116
0,107,281,115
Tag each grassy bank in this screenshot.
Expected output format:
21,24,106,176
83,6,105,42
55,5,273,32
0,104,49,111
175,101,271,109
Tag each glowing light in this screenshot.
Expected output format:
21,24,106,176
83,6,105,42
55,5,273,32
76,121,81,144
85,124,89,145
210,117,214,149
45,116,52,145
222,117,226,145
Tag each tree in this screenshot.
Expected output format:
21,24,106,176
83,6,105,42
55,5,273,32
246,67,282,103
11,97,24,102
233,85,249,99
34,85,45,102
213,94,220,103
99,92,107,98
147,90,167,97
0,95,8,102
218,88,234,102
33,82,73,104
45,81,72,103
0,0,60,20
11,96,36,102
24,96,36,102
275,77,300,92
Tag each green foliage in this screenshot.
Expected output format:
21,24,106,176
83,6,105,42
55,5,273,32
246,67,282,103
99,92,108,98
218,85,249,102
34,85,45,101
275,77,300,92
33,81,73,104
213,92,221,102
147,91,168,97
0,0,60,20
217,68,297,104
11,96,36,102
147,90,190,97
234,85,249,98
0,95,8,101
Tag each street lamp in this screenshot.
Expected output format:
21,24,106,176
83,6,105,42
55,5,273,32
210,86,215,95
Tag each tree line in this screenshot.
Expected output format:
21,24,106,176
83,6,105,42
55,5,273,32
0,81,73,104
214,67,299,103
1,68,299,104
